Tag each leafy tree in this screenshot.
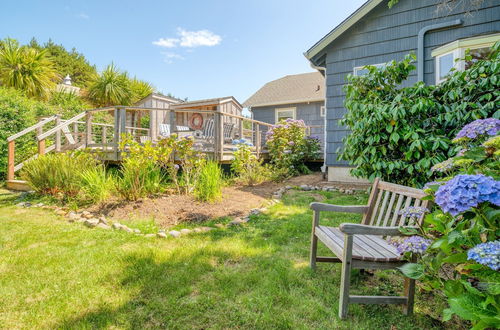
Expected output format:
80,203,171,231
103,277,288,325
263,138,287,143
88,63,132,106
130,77,154,104
49,90,92,118
340,42,500,187
0,38,58,100
29,38,97,88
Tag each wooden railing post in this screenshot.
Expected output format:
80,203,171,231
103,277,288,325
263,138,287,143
85,112,93,147
7,140,15,181
102,126,107,144
38,139,46,155
55,114,61,152
256,126,261,158
73,122,79,143
214,110,224,161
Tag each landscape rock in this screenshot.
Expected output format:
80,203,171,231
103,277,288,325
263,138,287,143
339,188,345,193
157,231,168,238
84,218,99,228
120,225,133,233
98,216,108,225
300,184,310,191
96,223,111,230
112,223,122,230
285,185,292,190
169,230,181,238
200,227,214,232
214,224,225,228
55,209,67,216
180,228,192,235
83,213,94,219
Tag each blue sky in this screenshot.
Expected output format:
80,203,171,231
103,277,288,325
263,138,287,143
0,0,365,104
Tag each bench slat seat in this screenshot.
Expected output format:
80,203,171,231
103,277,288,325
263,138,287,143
315,226,401,262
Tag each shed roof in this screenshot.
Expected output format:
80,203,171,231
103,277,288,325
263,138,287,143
134,92,184,105
304,0,383,65
171,96,242,109
243,72,325,108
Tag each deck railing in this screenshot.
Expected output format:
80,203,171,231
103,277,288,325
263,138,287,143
6,106,312,181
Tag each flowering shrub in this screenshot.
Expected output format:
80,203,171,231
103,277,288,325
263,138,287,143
265,119,320,179
231,142,269,185
340,42,500,186
391,236,432,255
398,119,499,328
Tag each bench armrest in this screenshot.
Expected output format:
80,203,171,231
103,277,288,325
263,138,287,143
310,202,369,214
339,223,418,236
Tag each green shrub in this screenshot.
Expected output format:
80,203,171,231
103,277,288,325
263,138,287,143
231,143,269,185
195,161,223,203
265,119,321,180
79,166,115,204
340,42,500,187
21,152,97,199
49,91,92,118
117,157,164,201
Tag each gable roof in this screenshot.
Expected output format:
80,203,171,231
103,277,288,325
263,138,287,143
304,0,383,65
134,92,183,106
172,96,242,109
243,72,325,108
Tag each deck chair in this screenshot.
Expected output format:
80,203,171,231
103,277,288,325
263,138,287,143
176,125,191,132
309,178,430,319
223,122,235,142
201,119,215,140
159,124,170,138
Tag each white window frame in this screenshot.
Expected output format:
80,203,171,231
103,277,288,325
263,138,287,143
432,33,500,83
353,63,386,76
275,107,296,122
320,105,326,117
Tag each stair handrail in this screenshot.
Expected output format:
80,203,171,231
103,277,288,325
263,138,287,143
37,112,86,141
7,115,58,142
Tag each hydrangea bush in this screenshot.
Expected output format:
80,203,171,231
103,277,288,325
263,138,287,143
265,119,320,179
398,119,499,329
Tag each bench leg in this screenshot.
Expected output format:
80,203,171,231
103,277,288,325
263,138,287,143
310,234,318,270
339,234,353,320
403,277,415,315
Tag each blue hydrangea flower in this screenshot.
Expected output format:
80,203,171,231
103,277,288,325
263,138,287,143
398,206,429,219
455,118,500,140
391,236,432,254
435,174,500,216
232,139,241,145
467,241,500,271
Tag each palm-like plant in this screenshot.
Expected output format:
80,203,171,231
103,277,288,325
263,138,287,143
88,63,131,106
0,38,58,99
130,77,154,104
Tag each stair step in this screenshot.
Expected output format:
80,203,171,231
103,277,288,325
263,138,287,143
6,180,31,191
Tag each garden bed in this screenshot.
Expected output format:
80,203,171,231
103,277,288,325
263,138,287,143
89,173,344,227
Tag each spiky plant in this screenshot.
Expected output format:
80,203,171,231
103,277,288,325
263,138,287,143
0,38,58,99
130,77,154,104
88,63,131,106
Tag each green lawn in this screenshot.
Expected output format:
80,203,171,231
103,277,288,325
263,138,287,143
0,188,450,329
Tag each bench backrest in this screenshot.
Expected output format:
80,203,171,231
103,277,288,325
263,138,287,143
362,178,430,227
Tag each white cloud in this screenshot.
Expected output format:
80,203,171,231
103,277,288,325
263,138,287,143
78,12,89,19
152,38,179,48
162,52,184,64
152,28,221,49
177,28,221,48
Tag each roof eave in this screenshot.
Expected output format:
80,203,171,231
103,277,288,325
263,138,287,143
304,0,383,61
245,98,325,109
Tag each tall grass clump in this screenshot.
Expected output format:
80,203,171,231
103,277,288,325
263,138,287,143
194,161,223,203
79,166,115,204
231,143,269,185
21,152,97,199
117,157,164,201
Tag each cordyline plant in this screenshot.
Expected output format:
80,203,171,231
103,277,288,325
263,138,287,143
395,119,499,329
340,41,500,187
265,118,321,179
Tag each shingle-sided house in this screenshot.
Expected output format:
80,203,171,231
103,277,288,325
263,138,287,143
305,0,500,182
243,72,326,152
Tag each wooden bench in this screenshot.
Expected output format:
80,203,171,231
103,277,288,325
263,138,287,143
309,178,430,319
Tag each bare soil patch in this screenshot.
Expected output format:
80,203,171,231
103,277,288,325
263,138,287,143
90,173,365,228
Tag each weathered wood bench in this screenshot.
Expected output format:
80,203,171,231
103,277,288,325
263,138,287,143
309,178,430,319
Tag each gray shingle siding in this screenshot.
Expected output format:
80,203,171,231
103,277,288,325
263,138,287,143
251,101,325,151
323,0,500,166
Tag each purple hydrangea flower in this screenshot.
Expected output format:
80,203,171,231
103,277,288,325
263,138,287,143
398,206,429,219
435,174,500,216
467,241,500,271
283,150,292,154
391,236,432,254
174,164,180,170
288,141,295,146
455,118,500,140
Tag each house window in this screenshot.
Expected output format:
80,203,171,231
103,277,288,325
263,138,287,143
275,107,296,122
320,105,326,117
432,33,500,83
353,63,386,76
